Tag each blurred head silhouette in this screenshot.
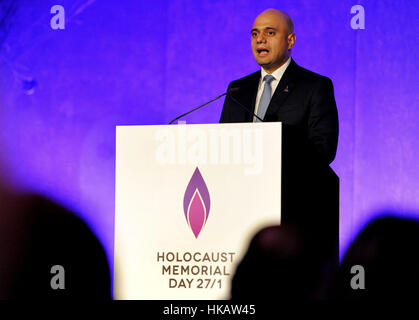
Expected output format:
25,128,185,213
231,224,329,300
330,214,419,300
0,191,112,299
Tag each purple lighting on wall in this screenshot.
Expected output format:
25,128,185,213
0,0,418,273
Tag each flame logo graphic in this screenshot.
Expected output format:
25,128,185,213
183,167,211,238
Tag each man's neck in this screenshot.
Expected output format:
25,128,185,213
263,56,291,74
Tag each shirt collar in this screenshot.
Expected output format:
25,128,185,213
261,57,291,82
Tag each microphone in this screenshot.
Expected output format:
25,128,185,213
227,88,264,122
168,88,239,124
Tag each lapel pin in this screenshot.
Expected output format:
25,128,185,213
283,85,289,92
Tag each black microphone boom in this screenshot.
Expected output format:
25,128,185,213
168,88,237,124
227,90,264,122
168,86,263,124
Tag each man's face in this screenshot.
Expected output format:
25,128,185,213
251,12,295,73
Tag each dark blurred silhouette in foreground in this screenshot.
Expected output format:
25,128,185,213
329,214,419,300
230,223,333,300
231,214,419,300
0,189,111,299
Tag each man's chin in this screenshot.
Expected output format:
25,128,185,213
257,59,288,72
257,61,273,69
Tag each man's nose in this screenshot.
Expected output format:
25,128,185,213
256,33,266,43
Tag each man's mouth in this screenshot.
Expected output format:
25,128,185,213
256,48,269,56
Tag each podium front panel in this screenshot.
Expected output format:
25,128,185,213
114,122,282,299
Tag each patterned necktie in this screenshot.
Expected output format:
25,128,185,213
256,74,275,122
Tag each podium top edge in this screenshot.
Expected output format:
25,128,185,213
115,122,283,129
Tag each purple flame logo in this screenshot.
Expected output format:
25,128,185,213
183,167,211,238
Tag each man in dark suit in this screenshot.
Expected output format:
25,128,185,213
220,9,338,165
222,9,340,277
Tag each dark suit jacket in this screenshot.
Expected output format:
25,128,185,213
220,60,340,267
220,59,339,165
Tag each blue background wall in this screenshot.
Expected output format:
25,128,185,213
1,0,418,277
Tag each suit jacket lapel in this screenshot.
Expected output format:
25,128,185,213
264,59,297,120
238,71,260,122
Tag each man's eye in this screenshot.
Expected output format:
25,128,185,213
268,31,275,36
251,32,258,37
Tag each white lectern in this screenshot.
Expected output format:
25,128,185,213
114,122,282,299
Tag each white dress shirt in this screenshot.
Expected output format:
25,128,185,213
254,57,291,122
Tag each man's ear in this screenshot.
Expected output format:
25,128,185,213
287,33,296,50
